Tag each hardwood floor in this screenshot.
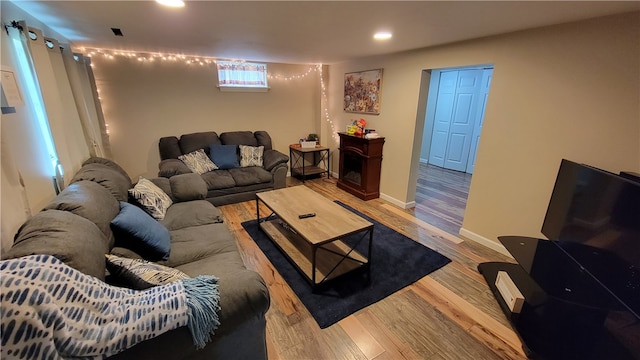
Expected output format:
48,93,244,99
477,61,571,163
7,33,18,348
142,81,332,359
414,163,472,236
218,175,524,360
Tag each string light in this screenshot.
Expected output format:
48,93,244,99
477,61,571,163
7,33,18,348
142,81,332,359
84,47,340,145
319,65,340,144
268,66,317,81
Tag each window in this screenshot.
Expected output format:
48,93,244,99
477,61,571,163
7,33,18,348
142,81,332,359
216,61,268,91
10,27,59,174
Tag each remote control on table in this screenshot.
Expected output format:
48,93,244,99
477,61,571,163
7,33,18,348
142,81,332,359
298,213,316,219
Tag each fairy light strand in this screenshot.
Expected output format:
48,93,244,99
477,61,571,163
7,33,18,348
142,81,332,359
319,65,340,144
85,48,340,144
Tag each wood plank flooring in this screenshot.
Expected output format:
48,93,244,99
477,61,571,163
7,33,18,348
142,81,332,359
218,173,523,360
414,163,472,236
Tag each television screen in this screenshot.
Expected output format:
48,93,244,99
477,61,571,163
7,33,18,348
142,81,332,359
542,159,640,317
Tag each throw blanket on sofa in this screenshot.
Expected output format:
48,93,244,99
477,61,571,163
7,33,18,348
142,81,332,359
0,255,220,359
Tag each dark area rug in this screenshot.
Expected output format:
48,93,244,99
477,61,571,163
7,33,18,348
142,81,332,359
241,201,451,328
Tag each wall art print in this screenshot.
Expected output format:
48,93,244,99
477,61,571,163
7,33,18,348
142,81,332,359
344,69,382,115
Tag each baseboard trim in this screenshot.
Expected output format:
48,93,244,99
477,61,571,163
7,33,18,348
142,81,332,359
459,228,512,258
379,193,415,209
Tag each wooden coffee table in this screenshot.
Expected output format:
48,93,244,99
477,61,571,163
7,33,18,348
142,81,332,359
256,186,373,291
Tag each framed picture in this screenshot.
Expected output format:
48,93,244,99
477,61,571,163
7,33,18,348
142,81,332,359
344,69,383,114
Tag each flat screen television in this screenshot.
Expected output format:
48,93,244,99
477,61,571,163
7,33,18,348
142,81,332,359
542,159,640,318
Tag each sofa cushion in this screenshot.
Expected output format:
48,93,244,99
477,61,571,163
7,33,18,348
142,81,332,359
70,163,132,202
201,170,236,190
158,159,192,178
159,136,182,160
161,223,237,268
106,254,189,290
110,247,144,260
43,180,119,248
161,200,223,231
82,156,132,183
239,145,264,167
220,131,258,147
4,210,109,280
179,132,221,155
179,149,218,175
170,173,207,202
129,177,173,220
111,202,171,261
210,144,239,170
228,167,272,186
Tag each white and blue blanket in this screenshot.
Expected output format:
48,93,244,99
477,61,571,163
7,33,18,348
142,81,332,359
1,255,220,359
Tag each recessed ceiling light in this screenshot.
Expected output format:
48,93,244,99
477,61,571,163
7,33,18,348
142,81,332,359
374,32,392,40
156,0,185,8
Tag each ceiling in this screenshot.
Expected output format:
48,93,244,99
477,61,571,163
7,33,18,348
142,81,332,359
10,1,640,64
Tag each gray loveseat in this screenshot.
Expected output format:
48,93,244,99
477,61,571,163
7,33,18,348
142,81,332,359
158,130,289,206
2,157,270,359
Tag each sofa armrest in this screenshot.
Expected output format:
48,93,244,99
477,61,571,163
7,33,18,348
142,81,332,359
158,159,191,178
262,149,289,172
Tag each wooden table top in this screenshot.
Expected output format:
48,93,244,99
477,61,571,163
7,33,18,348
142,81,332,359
289,144,329,152
257,186,373,245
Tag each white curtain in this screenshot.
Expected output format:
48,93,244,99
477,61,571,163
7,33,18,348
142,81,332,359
217,61,268,88
61,47,107,158
26,27,90,184
83,55,112,158
2,22,57,249
1,20,111,249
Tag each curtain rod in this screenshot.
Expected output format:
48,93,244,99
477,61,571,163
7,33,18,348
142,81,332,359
4,20,24,35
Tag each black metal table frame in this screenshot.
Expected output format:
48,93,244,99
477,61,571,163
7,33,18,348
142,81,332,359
256,196,373,292
289,146,330,182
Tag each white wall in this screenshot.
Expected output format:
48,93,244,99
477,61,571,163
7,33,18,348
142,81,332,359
91,57,322,179
327,12,640,250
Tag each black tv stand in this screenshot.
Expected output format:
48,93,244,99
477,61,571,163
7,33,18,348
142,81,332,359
478,236,637,360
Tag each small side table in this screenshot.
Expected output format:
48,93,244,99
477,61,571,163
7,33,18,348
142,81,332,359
289,144,330,182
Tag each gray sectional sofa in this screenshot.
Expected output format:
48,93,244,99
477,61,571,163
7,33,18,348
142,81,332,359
2,157,270,359
158,130,289,206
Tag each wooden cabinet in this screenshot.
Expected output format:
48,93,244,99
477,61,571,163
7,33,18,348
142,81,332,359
337,132,385,200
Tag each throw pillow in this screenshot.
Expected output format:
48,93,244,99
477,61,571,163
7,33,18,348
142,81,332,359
105,254,189,290
178,149,218,174
209,144,239,170
111,202,171,261
128,177,173,220
239,145,264,167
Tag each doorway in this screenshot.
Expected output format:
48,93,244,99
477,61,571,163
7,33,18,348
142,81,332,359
425,66,493,174
415,64,494,235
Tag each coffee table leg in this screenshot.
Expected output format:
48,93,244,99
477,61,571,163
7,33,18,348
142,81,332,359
311,246,317,293
367,227,373,285
256,196,260,222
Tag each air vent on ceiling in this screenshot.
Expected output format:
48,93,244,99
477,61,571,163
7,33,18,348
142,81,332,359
111,28,124,36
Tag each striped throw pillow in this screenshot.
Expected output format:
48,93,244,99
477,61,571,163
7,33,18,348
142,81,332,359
239,145,264,167
128,177,173,220
178,149,218,174
105,254,189,290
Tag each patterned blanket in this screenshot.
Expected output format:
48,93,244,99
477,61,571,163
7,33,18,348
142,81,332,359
0,255,220,359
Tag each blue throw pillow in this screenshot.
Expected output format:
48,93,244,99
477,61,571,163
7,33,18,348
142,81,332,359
111,202,171,261
210,144,239,170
